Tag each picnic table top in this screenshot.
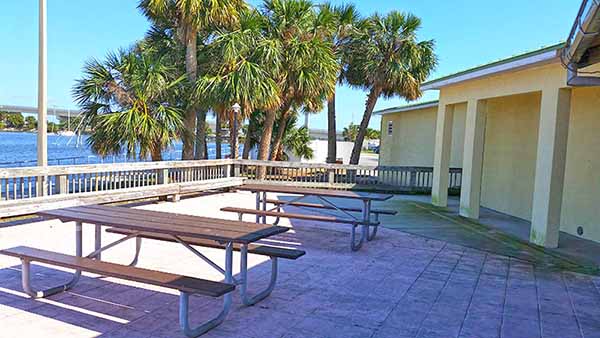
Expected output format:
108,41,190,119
39,205,289,244
238,184,394,201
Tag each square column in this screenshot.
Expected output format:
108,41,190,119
530,88,571,248
460,99,487,219
431,104,454,207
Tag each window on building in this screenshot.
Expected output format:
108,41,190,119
387,121,393,136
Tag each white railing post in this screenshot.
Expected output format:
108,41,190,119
55,174,68,194
410,168,417,192
327,169,335,187
36,176,48,197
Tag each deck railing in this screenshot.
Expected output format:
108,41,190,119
0,159,461,218
237,160,462,192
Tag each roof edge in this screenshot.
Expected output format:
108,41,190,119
422,42,565,90
374,100,439,115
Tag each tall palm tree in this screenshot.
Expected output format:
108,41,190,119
73,48,185,161
319,3,360,163
214,109,223,158
345,11,437,164
138,0,246,160
279,116,313,161
342,123,359,142
195,8,282,160
262,0,338,161
241,110,264,159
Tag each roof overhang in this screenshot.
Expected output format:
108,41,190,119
422,47,562,91
564,0,600,68
374,101,439,116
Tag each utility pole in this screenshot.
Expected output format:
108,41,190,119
37,0,48,167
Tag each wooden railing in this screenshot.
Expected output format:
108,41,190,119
237,160,462,192
0,159,461,218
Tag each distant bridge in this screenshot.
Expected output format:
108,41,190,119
0,104,344,140
0,104,81,119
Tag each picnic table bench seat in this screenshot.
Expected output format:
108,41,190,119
0,246,234,298
263,198,397,216
220,206,380,226
105,228,305,260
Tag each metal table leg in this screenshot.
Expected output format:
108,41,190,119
21,221,82,298
179,242,233,337
94,224,102,260
255,191,261,223
262,191,268,224
364,199,378,241
239,244,277,306
350,200,370,251
367,212,379,241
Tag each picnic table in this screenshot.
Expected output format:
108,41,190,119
222,184,394,251
1,205,303,337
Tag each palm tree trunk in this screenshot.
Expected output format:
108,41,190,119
242,117,255,159
326,90,337,163
181,28,198,160
215,110,222,159
194,110,207,159
151,143,163,162
271,113,289,160
228,111,240,159
257,109,277,179
269,102,293,160
350,87,381,165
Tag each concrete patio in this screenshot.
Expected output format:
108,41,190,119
0,191,599,338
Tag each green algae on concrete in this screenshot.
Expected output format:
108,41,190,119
380,199,600,275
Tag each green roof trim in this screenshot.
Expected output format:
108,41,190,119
422,42,566,87
374,100,439,115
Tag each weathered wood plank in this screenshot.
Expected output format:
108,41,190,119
1,246,234,297
0,177,245,218
0,159,235,179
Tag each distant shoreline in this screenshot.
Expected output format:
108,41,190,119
0,129,88,135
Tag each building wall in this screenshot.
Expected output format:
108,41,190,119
561,87,600,242
379,104,465,168
378,61,600,243
480,92,541,220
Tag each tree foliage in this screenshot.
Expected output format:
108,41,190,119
72,1,436,165
345,11,437,164
73,47,185,161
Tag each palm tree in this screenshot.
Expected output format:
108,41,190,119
342,123,359,142
262,0,338,161
73,48,185,161
281,124,313,161
214,109,223,158
366,127,380,140
241,110,265,159
195,8,282,160
319,3,360,163
138,0,246,160
345,11,437,164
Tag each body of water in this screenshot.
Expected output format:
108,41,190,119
0,132,234,167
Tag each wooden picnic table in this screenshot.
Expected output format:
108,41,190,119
237,183,394,201
233,184,394,251
34,205,293,337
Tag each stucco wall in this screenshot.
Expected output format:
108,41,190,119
480,92,541,220
450,103,466,168
379,104,465,168
377,60,600,244
561,87,600,242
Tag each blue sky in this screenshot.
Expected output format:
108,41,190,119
0,0,578,130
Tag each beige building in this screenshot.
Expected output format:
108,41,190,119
376,3,600,248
